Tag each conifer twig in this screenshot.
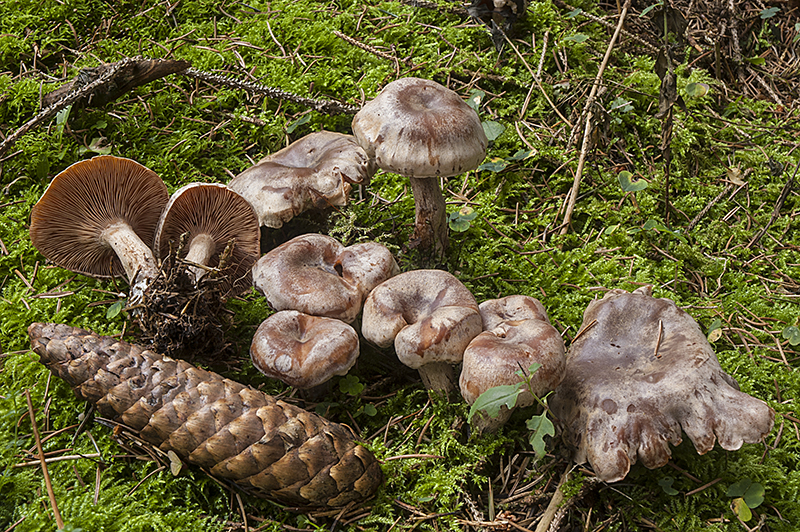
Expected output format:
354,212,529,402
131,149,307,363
25,389,64,529
560,0,631,236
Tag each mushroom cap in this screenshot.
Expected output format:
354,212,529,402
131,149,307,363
250,310,359,389
29,155,168,279
252,233,399,323
460,295,566,406
361,269,482,368
228,131,374,228
351,77,488,178
153,183,260,292
550,285,775,483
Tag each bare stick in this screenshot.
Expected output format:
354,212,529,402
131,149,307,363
560,0,631,235
534,464,571,532
25,389,64,529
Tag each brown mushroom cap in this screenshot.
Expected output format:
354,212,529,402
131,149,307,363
351,77,488,178
550,285,775,483
361,269,483,392
153,183,260,293
228,131,374,228
250,310,359,389
252,233,399,323
460,295,566,405
30,155,168,281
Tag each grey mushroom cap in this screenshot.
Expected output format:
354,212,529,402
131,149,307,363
29,155,168,282
250,310,360,389
351,77,488,178
550,285,775,483
153,182,260,293
252,233,399,323
228,131,374,228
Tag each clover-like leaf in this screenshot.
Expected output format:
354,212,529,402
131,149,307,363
526,411,555,460
782,325,800,346
339,374,364,396
760,6,779,19
618,171,648,192
468,383,524,422
449,206,479,232
743,482,765,509
732,497,753,521
658,476,679,496
707,318,723,343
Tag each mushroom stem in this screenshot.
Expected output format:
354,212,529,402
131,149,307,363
418,361,457,394
471,406,514,436
408,176,448,255
100,221,159,301
184,233,217,282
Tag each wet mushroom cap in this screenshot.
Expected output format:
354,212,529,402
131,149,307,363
460,295,566,406
351,77,488,178
361,269,482,368
250,310,360,389
153,183,260,292
228,131,374,228
550,285,775,483
29,155,168,279
252,233,399,323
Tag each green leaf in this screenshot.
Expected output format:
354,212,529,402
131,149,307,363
339,374,363,396
467,89,485,112
449,206,478,232
685,82,709,98
363,404,377,416
563,33,589,43
286,113,311,133
639,2,662,17
658,476,679,496
566,8,582,18
526,412,555,460
618,171,648,192
732,497,752,521
106,301,123,319
609,97,633,113
743,482,765,509
477,158,508,172
604,224,619,235
782,325,800,346
508,149,533,161
760,6,779,19
468,383,523,422
707,318,723,343
482,120,505,141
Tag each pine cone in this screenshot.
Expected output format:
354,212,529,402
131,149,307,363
28,323,383,507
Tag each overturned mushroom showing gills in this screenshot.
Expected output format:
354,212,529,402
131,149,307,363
550,286,774,483
29,322,382,507
228,131,373,228
460,295,566,434
351,77,487,254
29,155,168,302
251,310,360,389
153,183,260,293
252,233,399,323
361,269,483,393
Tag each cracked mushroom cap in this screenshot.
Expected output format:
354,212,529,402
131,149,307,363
252,233,399,323
228,131,374,228
460,295,566,407
250,310,360,389
361,269,483,392
550,285,775,483
29,155,168,280
153,183,260,293
351,77,488,178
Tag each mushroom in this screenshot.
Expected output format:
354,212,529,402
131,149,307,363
250,310,360,389
351,77,488,254
228,131,374,228
153,183,260,293
361,269,483,393
252,233,399,323
460,295,566,434
550,285,775,482
29,155,168,302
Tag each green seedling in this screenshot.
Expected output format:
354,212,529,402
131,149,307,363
782,325,800,346
727,478,765,522
618,170,649,192
448,206,478,232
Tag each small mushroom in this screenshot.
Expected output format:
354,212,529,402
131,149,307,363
252,233,399,323
550,285,775,482
361,269,483,393
153,183,260,293
351,77,487,254
228,131,374,228
460,295,566,434
250,310,360,389
29,155,168,302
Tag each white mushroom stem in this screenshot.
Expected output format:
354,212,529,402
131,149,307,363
471,406,515,436
409,176,448,255
418,361,457,395
184,233,217,282
100,221,159,302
